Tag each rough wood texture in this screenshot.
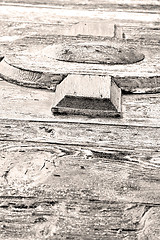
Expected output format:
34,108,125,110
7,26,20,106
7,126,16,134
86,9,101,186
0,3,160,92
0,58,67,91
0,122,160,240
1,118,160,150
54,43,145,64
113,76,160,93
1,80,160,127
0,1,160,240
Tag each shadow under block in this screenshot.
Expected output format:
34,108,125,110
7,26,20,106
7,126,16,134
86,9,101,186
52,74,122,117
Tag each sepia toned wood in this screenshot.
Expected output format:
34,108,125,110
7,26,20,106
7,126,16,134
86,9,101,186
54,43,145,64
0,138,159,240
113,76,160,93
1,79,159,239
0,1,160,240
1,80,160,127
1,118,160,151
0,2,160,92
0,58,67,91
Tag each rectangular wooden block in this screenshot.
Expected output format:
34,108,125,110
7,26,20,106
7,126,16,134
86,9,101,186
52,74,122,117
52,95,121,117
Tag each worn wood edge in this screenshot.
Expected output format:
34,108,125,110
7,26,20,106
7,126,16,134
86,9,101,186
113,75,160,94
52,106,121,118
0,58,67,91
1,56,160,95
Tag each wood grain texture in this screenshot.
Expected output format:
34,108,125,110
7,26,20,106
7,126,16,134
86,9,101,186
0,3,160,97
0,118,160,151
0,58,67,91
0,2,160,240
0,140,159,239
113,76,160,93
1,80,160,127
3,42,160,77
54,43,145,64
0,4,160,77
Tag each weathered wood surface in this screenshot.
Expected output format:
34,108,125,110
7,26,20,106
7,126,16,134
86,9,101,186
0,3,160,94
113,76,160,94
0,3,160,76
0,87,160,239
2,41,160,77
1,80,160,127
0,1,160,240
2,0,160,8
1,118,160,150
0,58,67,91
54,43,145,64
0,124,160,240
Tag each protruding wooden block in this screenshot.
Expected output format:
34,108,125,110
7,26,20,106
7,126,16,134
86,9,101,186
52,96,121,117
52,74,122,117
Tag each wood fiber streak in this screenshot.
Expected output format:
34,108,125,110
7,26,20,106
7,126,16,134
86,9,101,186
0,1,160,240
0,119,160,149
1,80,160,126
0,4,160,80
0,59,67,91
0,141,159,240
113,76,160,93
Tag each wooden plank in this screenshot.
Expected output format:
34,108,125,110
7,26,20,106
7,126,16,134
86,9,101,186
1,80,160,126
122,93,160,124
0,141,159,239
0,118,160,150
1,0,160,17
0,81,55,121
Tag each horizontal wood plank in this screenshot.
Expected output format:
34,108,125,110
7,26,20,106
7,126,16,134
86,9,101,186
0,141,159,239
0,118,160,150
1,81,160,127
